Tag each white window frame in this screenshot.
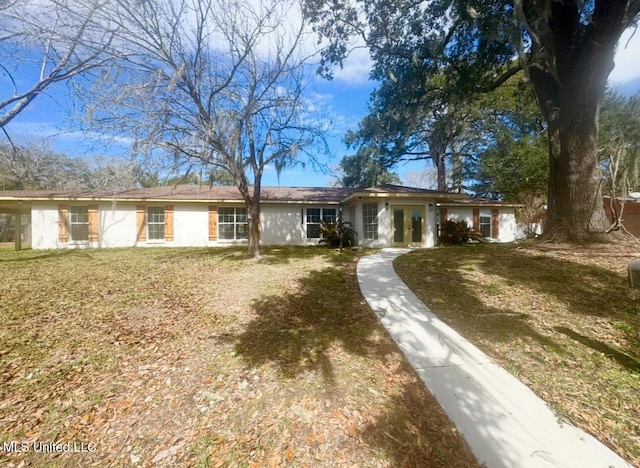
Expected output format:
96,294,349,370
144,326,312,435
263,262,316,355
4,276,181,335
218,206,248,241
69,206,89,242
147,206,165,241
304,207,337,239
362,202,379,240
479,210,492,237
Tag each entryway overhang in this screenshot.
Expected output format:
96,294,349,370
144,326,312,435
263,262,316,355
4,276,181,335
0,199,32,251
339,184,468,205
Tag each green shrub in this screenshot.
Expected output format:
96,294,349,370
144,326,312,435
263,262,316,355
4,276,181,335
318,221,357,248
439,220,482,244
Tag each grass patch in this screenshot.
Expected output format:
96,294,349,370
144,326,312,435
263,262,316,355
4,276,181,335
394,243,640,466
0,246,478,467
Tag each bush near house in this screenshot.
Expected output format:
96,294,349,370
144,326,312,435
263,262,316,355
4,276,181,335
439,220,483,244
318,221,357,248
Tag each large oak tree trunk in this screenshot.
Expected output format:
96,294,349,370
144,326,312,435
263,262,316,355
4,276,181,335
553,86,610,241
527,1,630,242
535,75,610,242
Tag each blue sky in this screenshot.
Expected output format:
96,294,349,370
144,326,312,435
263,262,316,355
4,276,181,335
4,27,640,189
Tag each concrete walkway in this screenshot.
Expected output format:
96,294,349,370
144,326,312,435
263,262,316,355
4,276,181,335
357,248,631,468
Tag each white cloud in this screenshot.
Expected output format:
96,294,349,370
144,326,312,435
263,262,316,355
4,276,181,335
301,90,356,138
316,21,638,87
610,27,640,83
331,47,373,85
334,28,639,87
303,91,334,113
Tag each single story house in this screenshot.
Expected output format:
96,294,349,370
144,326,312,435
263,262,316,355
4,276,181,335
0,184,522,250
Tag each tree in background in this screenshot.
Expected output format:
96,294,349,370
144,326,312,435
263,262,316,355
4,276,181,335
334,146,401,188
471,136,548,201
0,143,139,241
303,0,640,242
599,90,640,233
342,71,473,192
600,91,640,191
403,168,439,189
84,0,327,258
0,143,139,190
464,75,548,235
0,143,85,190
138,167,235,188
468,75,547,192
471,134,548,236
342,65,543,197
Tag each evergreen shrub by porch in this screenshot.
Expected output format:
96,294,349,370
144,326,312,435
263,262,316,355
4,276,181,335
439,220,481,244
318,221,357,248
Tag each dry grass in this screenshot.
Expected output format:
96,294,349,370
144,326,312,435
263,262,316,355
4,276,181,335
0,246,478,467
394,242,640,466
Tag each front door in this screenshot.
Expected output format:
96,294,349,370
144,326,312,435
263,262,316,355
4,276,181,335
391,206,424,247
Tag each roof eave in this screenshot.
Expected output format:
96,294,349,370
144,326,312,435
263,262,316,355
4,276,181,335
437,201,523,208
340,191,466,204
0,196,344,205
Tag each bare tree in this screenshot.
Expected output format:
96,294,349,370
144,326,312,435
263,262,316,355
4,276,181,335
0,0,119,133
0,142,139,190
85,0,327,258
0,142,86,189
600,92,640,238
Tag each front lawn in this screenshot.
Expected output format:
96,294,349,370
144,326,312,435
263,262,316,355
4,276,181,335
0,246,478,467
395,243,640,466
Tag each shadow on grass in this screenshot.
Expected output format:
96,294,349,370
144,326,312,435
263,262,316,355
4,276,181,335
397,245,640,358
395,245,640,464
161,245,358,267
479,246,640,357
0,248,93,263
234,250,480,466
487,252,632,318
555,326,640,372
361,378,479,467
234,257,396,384
253,246,345,265
396,252,566,357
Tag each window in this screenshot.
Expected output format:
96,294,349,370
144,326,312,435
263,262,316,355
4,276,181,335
218,207,248,240
147,206,165,240
362,202,378,240
69,206,89,241
305,207,336,238
305,208,321,238
479,211,491,237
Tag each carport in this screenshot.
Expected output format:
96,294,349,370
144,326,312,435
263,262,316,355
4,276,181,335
0,198,31,251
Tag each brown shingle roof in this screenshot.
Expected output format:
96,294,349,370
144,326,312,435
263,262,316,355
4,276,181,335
0,184,521,206
0,185,358,203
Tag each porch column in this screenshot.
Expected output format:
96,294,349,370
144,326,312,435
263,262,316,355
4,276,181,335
15,209,22,251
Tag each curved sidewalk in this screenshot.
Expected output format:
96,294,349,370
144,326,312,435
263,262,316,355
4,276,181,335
357,248,631,468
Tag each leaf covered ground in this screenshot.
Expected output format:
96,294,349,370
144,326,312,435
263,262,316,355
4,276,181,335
0,246,478,467
394,242,640,466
